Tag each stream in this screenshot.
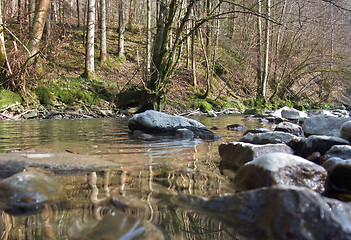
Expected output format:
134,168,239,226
0,115,270,240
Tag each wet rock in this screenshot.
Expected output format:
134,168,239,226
271,107,308,121
299,135,349,161
302,115,351,137
243,128,272,135
234,153,327,193
274,122,304,137
128,110,220,140
175,128,195,138
219,142,293,170
182,185,351,240
341,120,351,142
322,145,351,163
237,132,302,151
69,212,164,240
227,124,246,131
323,158,351,195
0,169,62,215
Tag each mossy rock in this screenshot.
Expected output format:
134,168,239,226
117,89,144,108
58,90,75,104
196,100,212,112
0,90,22,107
35,86,53,105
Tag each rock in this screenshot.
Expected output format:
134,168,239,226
299,135,349,160
0,169,62,215
128,110,220,140
243,128,272,135
175,128,195,138
234,153,327,193
323,158,351,195
274,122,304,136
69,212,164,240
341,120,351,142
181,185,351,240
226,124,246,131
302,115,351,137
23,110,38,119
271,107,308,120
237,132,302,151
322,145,351,163
219,142,293,169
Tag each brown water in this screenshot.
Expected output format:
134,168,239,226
0,115,270,240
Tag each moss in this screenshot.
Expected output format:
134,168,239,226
58,90,75,104
195,100,212,112
0,90,22,107
35,86,53,105
117,88,144,108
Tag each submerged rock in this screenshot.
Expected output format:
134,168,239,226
69,212,164,240
181,185,351,240
0,169,62,215
219,142,293,169
234,153,327,193
128,110,220,140
302,115,351,137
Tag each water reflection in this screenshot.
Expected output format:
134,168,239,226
0,115,268,239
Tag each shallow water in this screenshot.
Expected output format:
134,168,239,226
0,115,270,239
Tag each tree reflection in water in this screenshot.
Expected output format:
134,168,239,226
0,165,242,239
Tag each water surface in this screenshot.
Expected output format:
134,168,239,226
0,115,270,239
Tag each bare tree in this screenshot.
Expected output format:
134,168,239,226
83,0,96,78
100,0,107,63
118,0,125,59
146,0,151,78
27,0,51,60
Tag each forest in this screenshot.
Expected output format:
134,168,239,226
0,0,351,115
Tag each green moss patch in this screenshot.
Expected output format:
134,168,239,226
0,90,22,107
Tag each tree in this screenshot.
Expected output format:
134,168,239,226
118,0,125,59
100,0,107,62
127,0,134,30
146,0,151,78
147,0,199,110
27,0,51,61
83,0,96,78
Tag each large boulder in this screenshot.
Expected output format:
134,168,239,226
128,110,220,140
219,142,293,169
274,122,304,137
234,153,327,193
302,115,351,137
341,120,351,142
299,135,349,160
322,158,351,195
271,107,308,121
0,169,63,215
322,145,351,163
238,131,302,147
181,185,351,240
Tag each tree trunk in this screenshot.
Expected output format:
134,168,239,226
83,0,95,78
76,0,80,27
191,12,196,87
127,0,134,30
146,0,151,78
118,0,125,59
0,0,12,80
256,0,263,101
29,0,36,30
262,0,271,101
100,0,107,62
17,0,21,23
27,0,51,59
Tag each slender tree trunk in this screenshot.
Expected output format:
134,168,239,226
262,0,271,101
83,0,95,78
100,0,106,62
146,0,151,78
127,0,134,30
118,0,125,59
29,0,36,30
256,0,263,101
76,0,80,27
27,0,51,59
191,13,196,87
17,0,21,23
0,0,6,71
